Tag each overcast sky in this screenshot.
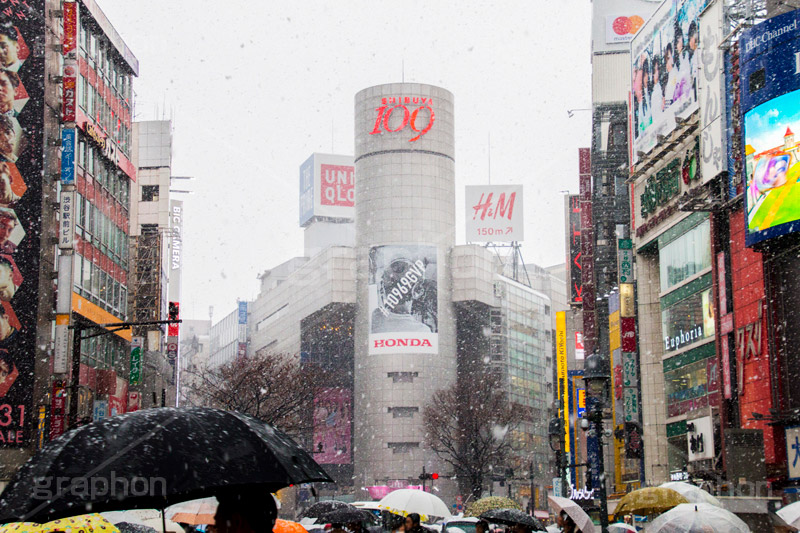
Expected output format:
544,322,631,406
98,0,594,322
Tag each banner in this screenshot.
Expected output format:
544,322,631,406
0,1,45,447
299,153,355,226
631,0,708,164
556,311,569,453
368,245,438,354
312,387,352,464
567,194,582,304
465,185,524,242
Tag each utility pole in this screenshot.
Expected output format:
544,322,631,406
67,319,180,429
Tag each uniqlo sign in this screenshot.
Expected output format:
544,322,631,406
320,164,354,206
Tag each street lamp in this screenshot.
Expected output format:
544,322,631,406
582,352,610,533
548,417,566,497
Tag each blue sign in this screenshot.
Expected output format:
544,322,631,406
299,155,315,226
60,128,76,185
740,8,800,246
238,301,248,325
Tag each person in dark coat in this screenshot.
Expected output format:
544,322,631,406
403,514,428,533
215,489,278,533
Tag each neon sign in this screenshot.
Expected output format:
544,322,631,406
370,96,435,142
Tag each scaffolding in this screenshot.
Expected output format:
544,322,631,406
129,224,163,337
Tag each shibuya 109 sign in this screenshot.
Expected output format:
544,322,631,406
369,96,435,142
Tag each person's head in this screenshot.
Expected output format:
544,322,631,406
0,69,18,114
0,306,13,341
675,25,685,56
0,211,15,244
404,514,421,531
331,524,344,531
641,57,651,95
510,524,531,533
0,116,17,160
688,21,699,51
476,521,490,533
665,43,674,71
0,257,15,301
214,490,278,533
0,25,19,69
347,522,362,532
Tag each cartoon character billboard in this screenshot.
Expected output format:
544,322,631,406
740,8,800,245
368,244,438,355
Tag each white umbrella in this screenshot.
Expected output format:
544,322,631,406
659,482,722,507
166,496,219,525
548,496,596,533
377,489,452,521
608,523,637,532
648,503,750,533
777,501,800,528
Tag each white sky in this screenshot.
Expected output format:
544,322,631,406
97,0,594,321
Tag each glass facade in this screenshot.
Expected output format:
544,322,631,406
659,219,712,291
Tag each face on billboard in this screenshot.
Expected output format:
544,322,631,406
631,0,706,163
744,89,800,241
368,244,438,354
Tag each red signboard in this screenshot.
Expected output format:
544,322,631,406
62,63,76,123
63,2,77,56
721,335,732,399
127,391,140,413
621,317,636,352
370,96,435,142
568,195,582,304
320,164,354,207
49,381,66,441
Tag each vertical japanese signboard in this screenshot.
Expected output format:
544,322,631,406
0,0,45,447
168,200,183,378
566,194,582,304
62,1,77,123
237,300,247,360
579,149,596,355
698,0,725,180
49,381,66,441
556,311,569,454
129,337,143,386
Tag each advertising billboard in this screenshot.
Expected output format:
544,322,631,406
566,194,582,304
368,244,437,354
592,0,660,53
298,153,354,227
465,185,523,242
740,9,800,245
312,387,352,464
0,1,44,447
631,0,708,165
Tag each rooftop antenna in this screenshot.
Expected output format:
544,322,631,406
332,119,335,152
402,58,405,83
488,132,491,185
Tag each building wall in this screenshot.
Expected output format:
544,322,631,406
353,83,457,494
637,251,670,484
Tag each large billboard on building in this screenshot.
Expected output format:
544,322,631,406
631,0,708,165
0,2,44,447
368,244,437,354
299,153,355,227
740,8,800,246
592,0,659,53
312,387,352,464
465,185,523,242
566,194,582,305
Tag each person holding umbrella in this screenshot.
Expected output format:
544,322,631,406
403,514,428,533
555,512,579,533
214,489,278,533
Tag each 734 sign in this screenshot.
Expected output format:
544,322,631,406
370,96,435,142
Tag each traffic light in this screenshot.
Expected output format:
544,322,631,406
419,468,439,481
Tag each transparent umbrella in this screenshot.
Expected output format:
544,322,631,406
647,503,751,532
659,482,722,507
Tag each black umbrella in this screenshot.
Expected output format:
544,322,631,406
301,500,355,519
320,508,374,524
479,509,545,532
0,407,332,523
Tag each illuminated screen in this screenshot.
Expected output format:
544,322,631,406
744,88,800,242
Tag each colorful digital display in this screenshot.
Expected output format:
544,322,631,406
0,2,44,447
630,0,707,164
368,244,438,355
740,8,800,245
312,387,352,465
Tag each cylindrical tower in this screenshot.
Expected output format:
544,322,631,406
353,83,456,497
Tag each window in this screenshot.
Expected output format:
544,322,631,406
659,220,711,291
388,372,418,383
388,407,419,418
749,68,766,93
142,185,159,202
387,442,419,454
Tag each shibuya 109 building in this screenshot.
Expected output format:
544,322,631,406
245,83,558,507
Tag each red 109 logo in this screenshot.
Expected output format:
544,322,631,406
370,96,435,142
